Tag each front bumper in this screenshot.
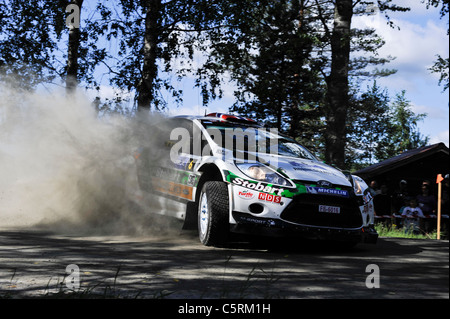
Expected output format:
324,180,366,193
231,211,378,244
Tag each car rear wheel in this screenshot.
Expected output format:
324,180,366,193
198,181,229,246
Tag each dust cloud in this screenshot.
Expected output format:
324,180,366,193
0,83,179,236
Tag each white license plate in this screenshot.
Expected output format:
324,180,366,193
319,205,340,214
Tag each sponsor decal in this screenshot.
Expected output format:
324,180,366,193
154,167,199,187
289,161,323,170
238,190,256,200
235,214,277,227
231,177,284,196
184,174,197,186
225,170,303,197
306,186,349,197
258,192,281,204
187,160,194,170
152,177,193,200
172,156,196,171
363,192,373,204
363,192,374,214
288,161,342,177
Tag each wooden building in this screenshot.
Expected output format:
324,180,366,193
353,143,449,197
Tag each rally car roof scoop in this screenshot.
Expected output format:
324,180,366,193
206,113,260,126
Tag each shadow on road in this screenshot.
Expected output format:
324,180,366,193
0,228,448,299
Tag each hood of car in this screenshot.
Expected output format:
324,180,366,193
256,153,352,187
279,159,351,186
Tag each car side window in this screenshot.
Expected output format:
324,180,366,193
167,118,194,156
163,119,211,157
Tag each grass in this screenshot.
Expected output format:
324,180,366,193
375,223,440,240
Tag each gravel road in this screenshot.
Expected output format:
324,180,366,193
0,228,448,299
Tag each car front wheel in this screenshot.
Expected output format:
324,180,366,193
198,181,229,246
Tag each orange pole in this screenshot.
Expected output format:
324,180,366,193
436,174,443,240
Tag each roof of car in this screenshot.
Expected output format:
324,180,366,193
173,113,262,127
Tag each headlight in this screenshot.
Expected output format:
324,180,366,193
353,178,362,195
235,162,294,187
352,175,367,195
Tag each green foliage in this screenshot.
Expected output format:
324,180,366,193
346,82,392,169
0,0,108,90
0,0,432,165
346,83,429,170
85,0,242,110
429,55,449,91
387,90,429,155
0,0,64,89
207,1,325,134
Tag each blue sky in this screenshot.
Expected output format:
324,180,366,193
164,1,449,147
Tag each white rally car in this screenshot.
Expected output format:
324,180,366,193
135,113,378,247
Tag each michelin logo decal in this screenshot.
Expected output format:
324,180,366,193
306,186,349,197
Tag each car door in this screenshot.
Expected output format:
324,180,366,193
139,118,201,202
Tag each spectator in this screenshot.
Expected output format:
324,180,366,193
441,174,449,239
373,184,393,228
369,180,380,197
398,197,411,214
441,174,449,214
416,180,436,215
373,184,393,216
392,180,409,213
395,196,412,229
402,198,425,234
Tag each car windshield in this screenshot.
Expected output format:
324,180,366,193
201,121,317,160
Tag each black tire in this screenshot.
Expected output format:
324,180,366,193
198,181,230,246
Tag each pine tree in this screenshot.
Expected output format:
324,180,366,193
384,90,429,157
346,81,391,169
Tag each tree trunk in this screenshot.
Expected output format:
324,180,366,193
137,0,161,110
324,0,352,168
66,0,83,95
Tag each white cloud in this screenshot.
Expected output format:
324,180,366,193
354,5,449,149
167,103,206,116
430,130,449,147
411,103,445,120
381,20,446,69
354,4,448,88
352,17,446,75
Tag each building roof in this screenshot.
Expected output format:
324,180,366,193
353,143,449,181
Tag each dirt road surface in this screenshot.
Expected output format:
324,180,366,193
0,229,448,299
